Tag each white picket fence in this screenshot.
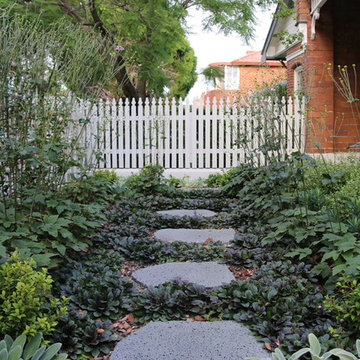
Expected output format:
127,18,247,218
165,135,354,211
72,96,305,172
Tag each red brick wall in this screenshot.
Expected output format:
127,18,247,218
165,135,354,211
333,0,360,151
239,66,286,96
290,0,335,152
287,43,304,93
293,0,360,153
202,65,286,104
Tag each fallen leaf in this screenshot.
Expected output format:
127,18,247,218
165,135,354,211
97,329,105,334
126,314,135,322
204,238,214,244
194,315,204,321
265,343,273,352
203,245,209,250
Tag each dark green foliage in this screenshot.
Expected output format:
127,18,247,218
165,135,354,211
298,188,326,212
60,173,120,205
52,310,116,359
124,262,335,354
94,235,224,264
58,264,134,320
128,280,216,323
223,228,284,267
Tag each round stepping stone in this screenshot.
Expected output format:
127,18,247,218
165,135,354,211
132,262,235,287
156,209,216,218
154,228,235,244
110,321,271,360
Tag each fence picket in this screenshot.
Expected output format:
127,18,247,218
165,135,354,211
71,96,304,171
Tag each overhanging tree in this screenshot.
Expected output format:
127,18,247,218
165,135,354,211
3,0,279,99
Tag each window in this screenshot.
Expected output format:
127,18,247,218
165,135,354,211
224,65,239,90
294,66,303,92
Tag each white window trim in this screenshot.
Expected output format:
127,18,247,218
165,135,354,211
294,66,303,92
224,65,239,90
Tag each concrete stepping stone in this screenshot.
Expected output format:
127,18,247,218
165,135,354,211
154,228,236,244
156,209,217,218
110,321,271,360
132,261,235,287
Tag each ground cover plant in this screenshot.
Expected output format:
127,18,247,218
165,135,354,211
3,154,360,358
2,10,360,356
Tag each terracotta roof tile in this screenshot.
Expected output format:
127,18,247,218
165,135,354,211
209,50,283,67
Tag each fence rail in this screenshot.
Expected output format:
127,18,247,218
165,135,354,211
73,96,305,170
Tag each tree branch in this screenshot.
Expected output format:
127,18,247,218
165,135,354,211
89,0,114,42
55,0,85,23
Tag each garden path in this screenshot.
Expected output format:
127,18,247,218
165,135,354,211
110,202,271,360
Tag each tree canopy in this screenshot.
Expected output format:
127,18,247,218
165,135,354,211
2,0,279,99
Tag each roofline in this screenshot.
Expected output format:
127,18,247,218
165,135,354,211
209,60,284,67
261,3,281,63
261,0,295,63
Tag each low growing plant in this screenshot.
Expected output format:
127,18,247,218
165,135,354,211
0,332,67,360
249,333,360,360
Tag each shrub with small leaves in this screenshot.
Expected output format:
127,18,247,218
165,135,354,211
0,253,68,338
324,272,360,341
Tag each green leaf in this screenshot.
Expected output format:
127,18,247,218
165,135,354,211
24,333,42,360
39,343,62,360
31,346,46,360
273,348,287,360
4,336,13,351
332,264,348,275
8,345,22,360
308,333,321,356
289,347,310,360
267,288,277,300
0,341,6,352
53,354,67,360
330,349,357,359
10,334,26,352
0,348,8,360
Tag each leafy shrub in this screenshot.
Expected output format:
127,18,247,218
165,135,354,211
93,170,120,183
123,165,177,196
52,310,117,359
298,187,326,212
60,173,118,205
0,11,116,265
0,192,103,267
0,253,68,338
0,332,67,360
325,273,360,340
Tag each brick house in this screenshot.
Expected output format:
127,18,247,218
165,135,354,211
201,50,286,105
262,0,360,153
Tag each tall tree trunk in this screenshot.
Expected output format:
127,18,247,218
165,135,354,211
136,79,147,100
115,55,139,99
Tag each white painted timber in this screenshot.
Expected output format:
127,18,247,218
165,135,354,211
74,96,305,171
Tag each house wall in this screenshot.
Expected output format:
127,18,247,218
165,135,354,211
289,0,360,153
238,66,286,96
333,0,360,151
202,65,286,104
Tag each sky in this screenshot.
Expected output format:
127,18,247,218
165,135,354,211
185,6,275,99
